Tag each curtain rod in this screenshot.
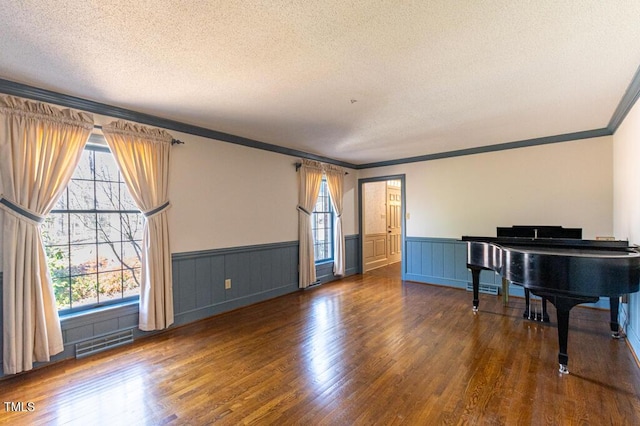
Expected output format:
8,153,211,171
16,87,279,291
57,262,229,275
93,125,185,145
294,162,348,174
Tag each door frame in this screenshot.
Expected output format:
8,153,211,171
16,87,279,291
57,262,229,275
358,174,406,278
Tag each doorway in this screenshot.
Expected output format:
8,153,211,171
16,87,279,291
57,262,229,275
359,175,405,276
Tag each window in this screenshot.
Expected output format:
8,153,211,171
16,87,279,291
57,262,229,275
312,178,334,263
42,143,143,313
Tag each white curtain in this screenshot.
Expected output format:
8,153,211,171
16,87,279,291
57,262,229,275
0,95,93,374
298,159,324,288
324,165,345,276
102,120,174,331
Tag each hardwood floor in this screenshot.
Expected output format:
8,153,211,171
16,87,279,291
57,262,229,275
1,266,639,425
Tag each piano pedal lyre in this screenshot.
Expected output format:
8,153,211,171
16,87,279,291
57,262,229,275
525,296,542,322
524,295,550,323
535,298,545,322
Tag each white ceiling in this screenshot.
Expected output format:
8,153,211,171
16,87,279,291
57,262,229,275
1,1,640,166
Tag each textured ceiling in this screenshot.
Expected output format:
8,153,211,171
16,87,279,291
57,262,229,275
1,1,640,165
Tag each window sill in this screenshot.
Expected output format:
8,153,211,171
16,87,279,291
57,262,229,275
315,260,334,266
60,300,139,330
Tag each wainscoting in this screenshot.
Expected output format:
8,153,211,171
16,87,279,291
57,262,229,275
0,235,360,377
171,241,300,326
404,237,504,291
403,236,609,309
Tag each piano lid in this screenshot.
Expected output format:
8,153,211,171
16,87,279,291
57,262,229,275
463,224,631,250
497,225,582,239
461,235,632,250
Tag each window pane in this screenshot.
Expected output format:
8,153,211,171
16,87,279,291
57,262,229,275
98,242,124,273
46,245,70,278
97,213,122,243
312,179,333,262
70,213,96,244
98,270,123,303
53,278,71,311
68,180,94,210
42,214,68,245
123,267,141,296
71,274,98,308
122,213,143,241
121,185,139,211
73,150,93,180
94,150,120,182
70,244,97,275
321,194,329,211
53,280,71,309
95,181,120,210
53,190,67,210
122,240,142,269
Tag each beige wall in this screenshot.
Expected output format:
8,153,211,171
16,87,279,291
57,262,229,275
358,136,613,239
613,100,640,243
148,130,359,254
168,131,297,252
612,86,640,356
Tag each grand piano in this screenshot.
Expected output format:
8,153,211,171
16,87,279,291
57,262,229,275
463,226,640,374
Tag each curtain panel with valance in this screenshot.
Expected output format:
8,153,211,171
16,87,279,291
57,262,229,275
0,95,94,374
102,120,174,331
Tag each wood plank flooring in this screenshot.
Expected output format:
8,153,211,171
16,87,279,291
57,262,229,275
1,265,639,425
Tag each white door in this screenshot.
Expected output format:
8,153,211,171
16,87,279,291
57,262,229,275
363,181,388,272
386,185,401,264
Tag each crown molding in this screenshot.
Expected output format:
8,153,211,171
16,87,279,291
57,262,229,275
356,128,612,169
608,64,640,133
1,74,637,170
0,78,356,169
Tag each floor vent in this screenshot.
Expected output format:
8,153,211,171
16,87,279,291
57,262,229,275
75,329,134,359
306,280,322,289
466,283,499,296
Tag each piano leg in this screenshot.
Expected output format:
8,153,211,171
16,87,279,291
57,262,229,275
556,306,570,374
545,294,599,375
470,268,480,313
610,297,621,339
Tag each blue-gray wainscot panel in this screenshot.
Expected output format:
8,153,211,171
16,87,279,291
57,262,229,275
404,237,503,290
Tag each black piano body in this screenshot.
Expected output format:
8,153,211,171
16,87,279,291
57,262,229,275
462,229,640,374
499,226,580,322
